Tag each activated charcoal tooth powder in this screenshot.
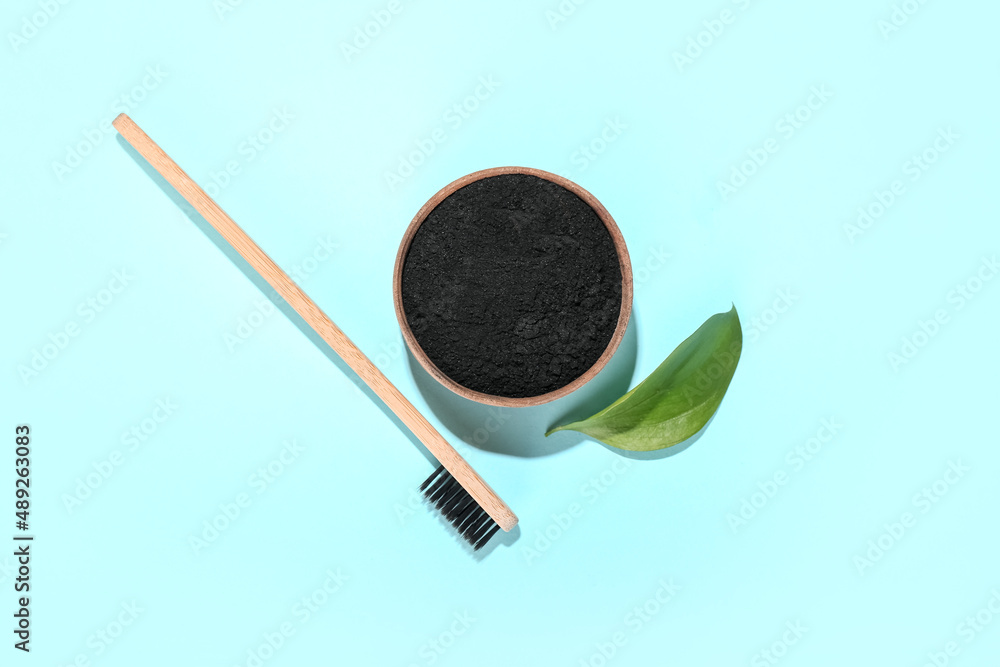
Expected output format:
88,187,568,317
400,173,623,399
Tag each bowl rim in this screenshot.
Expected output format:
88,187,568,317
392,166,633,407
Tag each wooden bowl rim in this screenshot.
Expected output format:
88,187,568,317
392,166,633,408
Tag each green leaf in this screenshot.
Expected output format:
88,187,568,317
545,306,742,451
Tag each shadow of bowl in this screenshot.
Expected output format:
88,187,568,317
407,313,639,458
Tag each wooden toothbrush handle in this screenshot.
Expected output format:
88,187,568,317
113,113,517,532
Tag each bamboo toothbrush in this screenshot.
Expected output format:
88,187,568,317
113,113,517,550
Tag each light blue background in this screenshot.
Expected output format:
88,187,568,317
2,1,999,665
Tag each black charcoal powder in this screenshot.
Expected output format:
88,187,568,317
401,174,622,398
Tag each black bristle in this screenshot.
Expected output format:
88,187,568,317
428,476,455,504
437,485,465,514
474,524,501,550
420,466,445,491
460,508,488,534
455,504,486,533
447,497,479,530
423,471,449,498
441,488,473,518
420,465,500,551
